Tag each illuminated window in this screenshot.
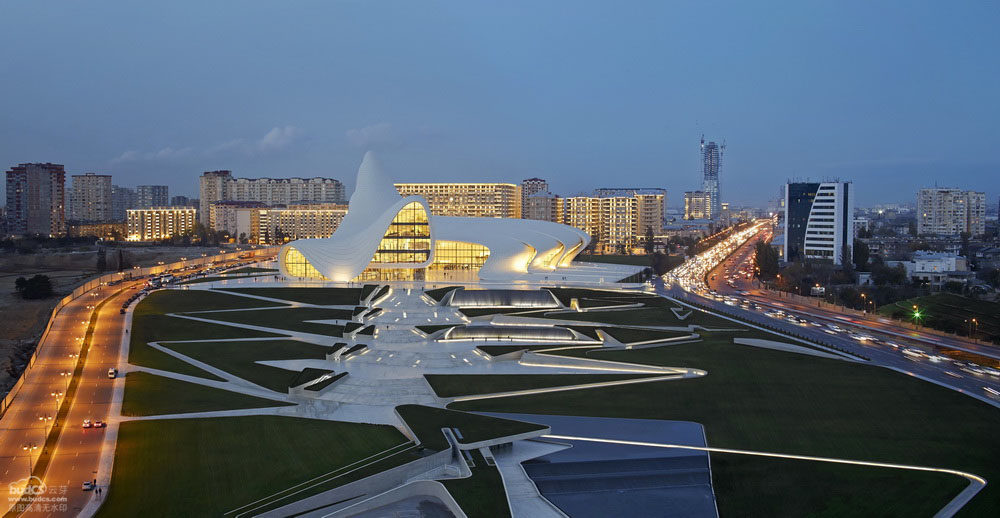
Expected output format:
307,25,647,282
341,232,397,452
429,240,490,271
371,202,431,264
283,246,326,279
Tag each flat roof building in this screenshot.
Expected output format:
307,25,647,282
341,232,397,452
127,207,197,241
917,188,986,237
69,172,113,222
394,182,522,219
5,162,66,237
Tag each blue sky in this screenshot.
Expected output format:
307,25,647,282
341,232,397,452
2,1,998,207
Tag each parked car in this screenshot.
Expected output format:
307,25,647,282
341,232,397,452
82,419,92,429
93,420,105,428
107,368,118,379
82,481,94,491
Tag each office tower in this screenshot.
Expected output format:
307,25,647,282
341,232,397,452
684,191,711,220
136,185,169,209
126,207,197,241
916,188,986,237
701,136,724,219
253,203,349,244
171,195,191,207
69,172,113,222
394,183,522,218
198,170,345,225
523,192,563,222
111,185,137,222
782,181,854,265
5,162,66,237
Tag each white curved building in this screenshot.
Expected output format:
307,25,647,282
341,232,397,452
278,152,594,282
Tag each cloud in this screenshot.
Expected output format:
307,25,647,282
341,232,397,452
111,126,302,163
346,122,400,148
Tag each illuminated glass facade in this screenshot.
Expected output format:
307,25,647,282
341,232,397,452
283,246,327,279
428,240,490,271
371,202,431,264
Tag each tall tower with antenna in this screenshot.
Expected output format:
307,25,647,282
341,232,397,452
700,135,724,220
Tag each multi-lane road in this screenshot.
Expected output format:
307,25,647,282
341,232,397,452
663,223,1000,407
1,255,272,517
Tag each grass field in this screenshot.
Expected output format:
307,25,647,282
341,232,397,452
194,306,350,336
573,254,654,266
128,291,286,379
424,374,659,397
219,287,362,305
96,416,407,517
121,372,292,416
162,339,332,392
544,305,737,328
879,293,1000,343
178,274,272,285
222,266,278,274
710,452,967,517
396,405,547,451
450,334,1000,515
442,449,511,518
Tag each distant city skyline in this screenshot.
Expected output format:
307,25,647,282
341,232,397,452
1,1,999,206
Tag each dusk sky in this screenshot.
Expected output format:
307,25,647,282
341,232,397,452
2,1,998,207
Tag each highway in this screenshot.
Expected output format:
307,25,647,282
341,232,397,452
663,222,1000,408
0,254,273,517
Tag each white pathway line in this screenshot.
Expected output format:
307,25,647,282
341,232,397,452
147,342,282,393
543,434,987,518
204,286,361,308
224,441,417,518
120,406,296,422
128,365,290,402
450,373,693,403
165,313,339,344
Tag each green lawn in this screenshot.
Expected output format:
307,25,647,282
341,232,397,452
442,449,511,518
425,374,660,397
573,254,653,266
879,293,1000,343
121,372,292,416
97,416,407,517
710,452,967,517
543,305,737,328
178,274,271,285
197,307,350,336
396,405,547,451
219,287,362,305
161,339,332,392
222,266,278,274
129,291,286,379
450,335,1000,516
600,327,689,343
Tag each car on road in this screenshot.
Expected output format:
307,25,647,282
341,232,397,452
93,419,105,428
82,419,92,428
107,368,118,379
82,481,95,491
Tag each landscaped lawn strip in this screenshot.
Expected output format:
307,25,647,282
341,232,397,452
162,339,332,392
396,405,547,451
711,451,967,517
443,449,511,518
96,416,407,517
542,305,737,328
450,334,1000,515
878,293,1000,343
196,307,350,336
120,372,292,416
129,291,286,379
218,287,363,305
425,374,663,397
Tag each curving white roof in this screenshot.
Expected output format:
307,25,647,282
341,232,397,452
279,152,590,282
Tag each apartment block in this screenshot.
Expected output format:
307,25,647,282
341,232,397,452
5,162,66,237
916,188,986,237
684,191,711,220
394,183,522,218
136,185,169,209
198,170,345,224
69,172,113,222
126,207,197,241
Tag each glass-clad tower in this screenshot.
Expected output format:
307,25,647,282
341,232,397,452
701,137,722,220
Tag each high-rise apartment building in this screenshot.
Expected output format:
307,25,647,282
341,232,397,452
198,170,345,225
170,195,192,207
69,172,113,222
521,177,549,215
394,183,522,218
700,137,724,219
595,188,665,235
209,201,268,236
916,188,986,237
523,192,563,222
253,203,349,244
559,189,667,253
684,191,711,220
126,207,197,241
5,162,66,237
111,185,136,221
782,181,854,265
136,185,169,209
